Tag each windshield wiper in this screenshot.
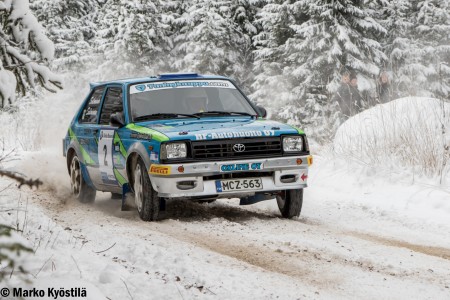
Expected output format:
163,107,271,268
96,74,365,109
134,113,200,121
194,111,256,117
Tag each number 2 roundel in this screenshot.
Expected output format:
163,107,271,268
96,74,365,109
98,130,116,184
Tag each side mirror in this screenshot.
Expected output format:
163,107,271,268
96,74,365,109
110,113,124,128
257,106,267,118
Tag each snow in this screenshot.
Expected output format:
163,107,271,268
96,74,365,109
334,97,450,180
0,68,17,107
1,88,450,299
7,0,55,61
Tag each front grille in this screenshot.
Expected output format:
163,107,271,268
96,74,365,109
192,137,282,161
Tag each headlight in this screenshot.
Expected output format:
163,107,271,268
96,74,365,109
161,142,187,159
283,136,304,152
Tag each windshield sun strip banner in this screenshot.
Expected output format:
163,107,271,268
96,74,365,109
130,80,236,94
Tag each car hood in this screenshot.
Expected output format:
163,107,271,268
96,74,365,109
131,117,302,141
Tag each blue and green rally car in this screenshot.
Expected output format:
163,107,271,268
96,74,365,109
63,73,312,221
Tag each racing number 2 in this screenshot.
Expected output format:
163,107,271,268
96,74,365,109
98,130,116,184
103,145,108,166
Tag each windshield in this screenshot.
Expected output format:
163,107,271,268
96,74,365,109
129,80,257,121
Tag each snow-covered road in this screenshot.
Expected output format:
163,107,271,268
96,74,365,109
3,157,449,299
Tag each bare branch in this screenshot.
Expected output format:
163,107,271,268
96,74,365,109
0,169,42,189
94,242,116,254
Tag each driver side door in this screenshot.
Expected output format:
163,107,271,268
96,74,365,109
94,86,125,192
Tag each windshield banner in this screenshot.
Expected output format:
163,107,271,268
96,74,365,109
130,80,236,94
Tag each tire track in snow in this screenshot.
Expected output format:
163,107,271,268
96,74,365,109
349,231,450,260
152,222,343,287
27,187,450,294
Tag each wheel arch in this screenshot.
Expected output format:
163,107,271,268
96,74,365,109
66,142,82,174
125,142,151,189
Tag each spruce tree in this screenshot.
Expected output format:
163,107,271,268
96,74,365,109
373,0,411,98
252,0,298,112
0,0,62,108
95,0,171,76
29,0,99,71
254,0,387,140
414,0,450,99
172,0,257,87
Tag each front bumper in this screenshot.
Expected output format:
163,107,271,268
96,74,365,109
149,155,311,198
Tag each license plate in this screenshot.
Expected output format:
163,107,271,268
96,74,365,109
215,178,263,193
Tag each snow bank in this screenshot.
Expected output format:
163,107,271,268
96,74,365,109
0,68,17,107
0,86,84,199
334,97,450,180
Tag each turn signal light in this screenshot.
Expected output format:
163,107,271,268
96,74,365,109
177,166,185,173
296,158,303,165
307,156,313,166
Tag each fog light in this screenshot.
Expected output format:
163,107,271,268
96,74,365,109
178,166,185,173
177,180,196,190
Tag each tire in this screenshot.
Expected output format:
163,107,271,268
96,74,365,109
276,189,303,218
133,158,161,221
69,154,96,203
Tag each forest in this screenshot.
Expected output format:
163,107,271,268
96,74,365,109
1,0,449,140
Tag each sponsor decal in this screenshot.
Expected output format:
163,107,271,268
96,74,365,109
79,138,89,145
130,132,152,140
136,84,146,91
195,130,275,140
101,171,118,185
220,163,263,172
100,130,114,140
149,165,171,175
150,151,159,162
130,80,235,94
126,124,170,142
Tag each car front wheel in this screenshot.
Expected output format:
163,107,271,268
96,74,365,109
276,189,303,218
69,154,96,203
134,158,161,221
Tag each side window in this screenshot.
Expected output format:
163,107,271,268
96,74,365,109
79,88,104,124
99,87,123,125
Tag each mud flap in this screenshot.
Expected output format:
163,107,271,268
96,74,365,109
239,193,274,205
121,183,133,211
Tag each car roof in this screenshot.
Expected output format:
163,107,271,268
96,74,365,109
89,73,231,89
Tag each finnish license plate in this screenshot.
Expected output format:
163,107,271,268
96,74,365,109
215,178,263,193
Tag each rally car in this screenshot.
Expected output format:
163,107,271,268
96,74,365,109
63,73,312,221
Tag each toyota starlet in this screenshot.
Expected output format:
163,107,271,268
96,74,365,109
63,73,312,221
